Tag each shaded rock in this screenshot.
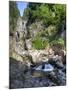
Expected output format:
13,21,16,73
31,62,54,78
10,80,24,89
10,57,66,88
59,50,66,64
9,57,29,81
49,55,64,69
62,65,66,73
57,70,66,85
46,69,66,86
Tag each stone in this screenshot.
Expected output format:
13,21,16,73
9,17,66,88
49,55,64,69
10,80,24,88
25,39,33,50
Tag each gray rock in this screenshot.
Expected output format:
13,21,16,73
49,55,64,68
10,80,24,88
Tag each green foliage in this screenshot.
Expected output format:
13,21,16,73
31,23,37,29
50,37,64,47
9,1,20,32
36,25,57,42
24,3,66,30
23,3,66,50
23,3,66,49
32,37,49,49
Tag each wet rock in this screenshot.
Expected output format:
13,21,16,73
57,70,66,85
9,57,29,87
10,80,24,89
55,60,64,68
59,50,66,64
30,62,54,78
46,68,66,86
49,55,64,69
62,65,66,73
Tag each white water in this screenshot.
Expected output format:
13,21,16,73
34,63,54,72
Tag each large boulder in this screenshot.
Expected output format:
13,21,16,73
49,55,64,68
28,50,49,63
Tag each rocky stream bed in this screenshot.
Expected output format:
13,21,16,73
9,17,66,89
9,55,66,89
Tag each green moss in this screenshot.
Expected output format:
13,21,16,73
32,37,49,50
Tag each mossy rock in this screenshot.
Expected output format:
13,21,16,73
32,37,49,50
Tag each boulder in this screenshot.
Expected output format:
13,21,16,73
49,55,64,68
10,80,24,89
59,50,66,64
28,50,49,63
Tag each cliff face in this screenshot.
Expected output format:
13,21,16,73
9,17,25,61
9,17,66,89
9,16,66,64
9,2,66,89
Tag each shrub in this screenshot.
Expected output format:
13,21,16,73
51,37,64,48
32,37,49,49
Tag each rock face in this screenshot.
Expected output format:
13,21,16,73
16,17,27,39
25,39,33,50
28,21,44,38
9,17,66,89
49,55,64,68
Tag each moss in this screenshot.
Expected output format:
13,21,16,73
32,37,49,50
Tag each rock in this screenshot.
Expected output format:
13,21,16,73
55,59,64,68
10,56,66,88
47,68,66,86
9,57,28,81
57,70,66,85
16,17,27,39
59,50,66,64
28,50,48,63
62,65,66,73
49,55,64,69
10,80,24,89
52,45,66,64
28,21,44,38
11,52,23,62
38,54,48,63
31,62,54,77
48,48,54,55
9,15,66,88
25,39,33,50
60,28,66,41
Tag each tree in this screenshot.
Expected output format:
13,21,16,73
23,3,66,30
9,1,20,32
